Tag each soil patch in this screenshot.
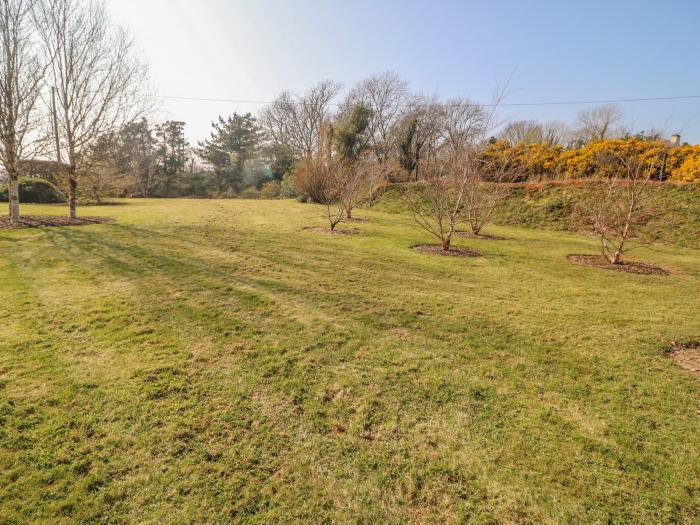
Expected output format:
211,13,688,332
81,201,129,206
454,231,507,240
0,216,115,230
303,226,360,236
567,254,669,275
412,244,483,257
666,342,700,377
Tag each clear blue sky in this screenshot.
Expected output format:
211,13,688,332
105,0,700,144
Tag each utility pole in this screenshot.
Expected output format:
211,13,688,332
51,86,62,163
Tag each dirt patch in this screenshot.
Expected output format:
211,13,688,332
454,231,507,240
0,216,115,230
302,226,360,236
412,244,483,257
346,216,369,222
666,342,700,377
567,254,669,275
80,201,128,206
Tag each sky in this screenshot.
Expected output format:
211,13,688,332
104,0,700,145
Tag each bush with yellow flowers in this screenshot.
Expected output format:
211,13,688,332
478,137,698,182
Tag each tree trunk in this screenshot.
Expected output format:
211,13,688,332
8,173,20,224
345,206,352,220
68,177,77,219
441,237,451,251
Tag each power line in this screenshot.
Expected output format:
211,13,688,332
154,93,700,107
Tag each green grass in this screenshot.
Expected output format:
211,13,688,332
0,198,698,524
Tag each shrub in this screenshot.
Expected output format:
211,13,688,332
279,173,298,199
239,186,260,199
674,155,700,182
0,178,66,203
292,158,334,203
259,180,281,199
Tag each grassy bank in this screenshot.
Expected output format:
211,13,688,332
374,181,700,249
0,199,698,523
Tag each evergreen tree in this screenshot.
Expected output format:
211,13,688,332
197,113,263,193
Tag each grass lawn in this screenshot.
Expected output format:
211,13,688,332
0,198,698,524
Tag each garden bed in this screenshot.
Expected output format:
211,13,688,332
0,216,114,230
567,254,669,275
412,244,483,257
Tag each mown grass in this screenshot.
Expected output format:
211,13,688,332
0,198,698,524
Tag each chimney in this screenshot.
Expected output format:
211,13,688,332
670,134,681,147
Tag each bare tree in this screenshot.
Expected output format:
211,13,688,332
582,153,659,264
576,104,623,143
260,80,341,161
462,149,523,236
337,155,371,220
0,0,45,223
404,153,474,251
344,71,408,166
439,98,487,154
297,154,346,232
499,119,544,145
34,0,149,218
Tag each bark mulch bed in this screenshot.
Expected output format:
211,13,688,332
0,216,115,230
412,244,483,257
666,342,700,377
454,231,507,241
566,254,669,276
302,226,360,236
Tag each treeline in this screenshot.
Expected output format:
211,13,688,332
73,75,698,204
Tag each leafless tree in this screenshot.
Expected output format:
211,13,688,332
581,152,660,264
576,104,623,143
404,153,475,251
337,155,372,220
34,0,149,218
439,98,487,154
463,149,523,236
344,71,408,166
499,119,544,145
260,80,341,161
404,83,512,247
299,154,346,232
0,0,45,223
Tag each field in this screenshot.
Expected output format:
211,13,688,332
1,198,699,524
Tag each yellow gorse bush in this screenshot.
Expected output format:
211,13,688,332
481,137,700,181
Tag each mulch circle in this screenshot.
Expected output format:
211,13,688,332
302,226,360,236
454,231,507,241
412,244,483,257
666,342,700,377
0,216,115,230
566,254,669,276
